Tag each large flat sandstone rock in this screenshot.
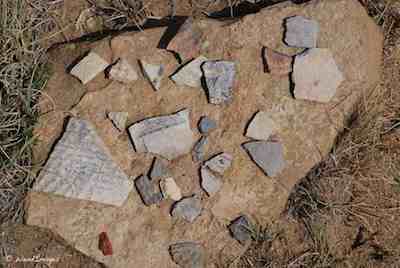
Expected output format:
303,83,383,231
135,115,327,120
26,0,382,267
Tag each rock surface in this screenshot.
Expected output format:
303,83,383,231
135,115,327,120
293,48,344,103
166,18,202,60
140,60,165,91
0,224,105,267
171,196,202,223
198,116,217,134
26,1,383,267
202,61,236,105
160,177,182,201
135,175,163,206
33,117,133,206
246,111,276,141
128,109,196,160
243,141,286,177
205,153,233,175
264,47,293,76
70,52,110,84
284,15,319,48
109,58,138,83
229,215,253,245
169,242,204,268
107,111,128,132
171,56,208,88
200,166,222,196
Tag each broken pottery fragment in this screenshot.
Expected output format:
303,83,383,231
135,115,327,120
33,118,133,206
205,153,233,175
107,111,128,132
246,111,276,141
243,141,285,177
229,215,253,245
135,175,163,206
198,116,217,134
192,136,208,163
166,17,202,60
109,58,138,83
284,16,319,48
140,60,165,91
160,177,182,201
169,242,204,268
150,157,170,181
70,52,109,84
293,48,344,103
98,232,113,256
263,48,293,76
171,56,208,88
171,196,202,223
200,166,222,196
128,109,196,160
202,61,236,105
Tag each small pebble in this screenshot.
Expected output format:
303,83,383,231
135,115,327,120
229,215,253,245
198,116,217,134
160,177,182,201
150,157,170,181
140,60,164,91
192,136,208,162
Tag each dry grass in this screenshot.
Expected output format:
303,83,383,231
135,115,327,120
0,0,53,224
235,0,400,267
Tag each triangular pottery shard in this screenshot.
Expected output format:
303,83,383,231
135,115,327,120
33,118,133,206
140,60,164,91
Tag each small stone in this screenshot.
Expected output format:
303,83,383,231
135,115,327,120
202,61,236,105
107,111,128,132
109,58,138,83
171,196,202,223
205,153,233,175
150,157,170,181
228,215,253,245
166,18,202,60
192,136,208,163
140,60,164,91
284,16,319,48
160,177,182,201
200,166,222,196
243,141,285,177
246,111,276,141
293,48,344,103
135,175,163,206
171,56,208,88
98,232,113,256
198,116,217,134
70,52,109,84
263,48,293,76
128,109,196,160
169,242,204,268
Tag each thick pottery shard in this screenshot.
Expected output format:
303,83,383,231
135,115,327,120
202,61,236,105
128,109,196,160
293,48,344,103
243,141,286,177
284,15,319,48
140,60,165,91
171,56,208,88
70,52,109,84
135,175,163,206
33,118,133,206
